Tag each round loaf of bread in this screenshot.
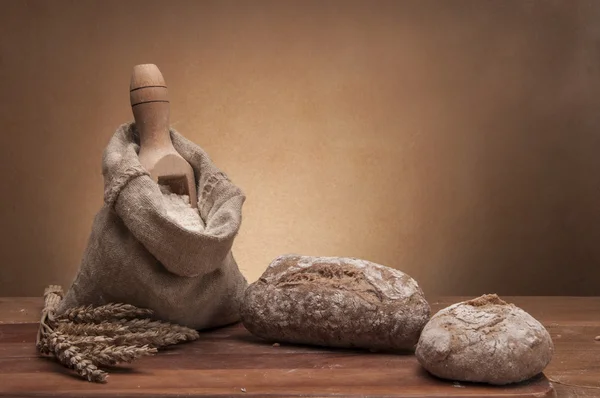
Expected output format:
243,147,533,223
240,254,431,351
415,294,554,385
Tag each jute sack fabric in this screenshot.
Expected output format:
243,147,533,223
57,122,248,330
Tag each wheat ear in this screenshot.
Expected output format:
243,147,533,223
58,303,153,323
37,285,200,383
46,331,107,382
80,343,157,366
56,321,131,336
119,318,200,340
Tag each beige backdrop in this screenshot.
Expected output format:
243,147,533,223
1,0,599,297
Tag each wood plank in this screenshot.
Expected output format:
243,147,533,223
3,296,600,397
0,372,553,398
0,298,41,324
0,325,553,397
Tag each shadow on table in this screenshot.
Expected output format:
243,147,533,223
231,330,416,356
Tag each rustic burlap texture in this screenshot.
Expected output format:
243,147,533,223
57,122,248,330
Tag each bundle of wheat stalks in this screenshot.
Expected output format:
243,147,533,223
36,285,200,382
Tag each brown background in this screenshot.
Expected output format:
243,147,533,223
1,0,599,297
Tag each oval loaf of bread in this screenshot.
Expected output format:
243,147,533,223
416,294,554,385
240,254,431,351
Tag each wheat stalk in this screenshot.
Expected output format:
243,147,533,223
56,319,199,343
118,318,200,340
36,285,200,383
114,330,194,347
59,335,116,346
46,331,107,382
80,343,157,366
117,318,166,330
59,329,197,348
58,303,154,323
56,321,131,336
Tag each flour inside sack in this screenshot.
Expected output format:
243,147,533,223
159,185,204,232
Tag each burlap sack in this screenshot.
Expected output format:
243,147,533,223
57,122,248,330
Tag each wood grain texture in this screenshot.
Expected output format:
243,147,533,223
1,296,599,397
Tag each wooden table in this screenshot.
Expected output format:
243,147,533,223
0,296,598,397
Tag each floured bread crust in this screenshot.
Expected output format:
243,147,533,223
240,254,431,351
416,294,554,385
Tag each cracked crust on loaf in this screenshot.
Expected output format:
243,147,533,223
416,294,554,385
240,254,431,351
